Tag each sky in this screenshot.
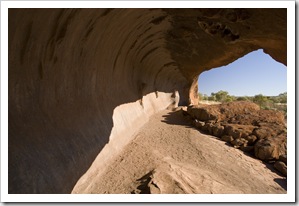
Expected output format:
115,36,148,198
198,49,287,97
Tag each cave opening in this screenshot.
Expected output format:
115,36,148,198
6,7,290,195
197,49,287,103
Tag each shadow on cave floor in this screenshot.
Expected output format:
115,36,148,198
131,170,154,194
274,177,287,190
160,110,194,128
161,109,287,192
264,162,287,179
224,141,287,184
223,139,287,190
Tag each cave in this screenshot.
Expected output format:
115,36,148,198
7,8,287,194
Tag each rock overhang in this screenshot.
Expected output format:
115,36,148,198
8,8,286,193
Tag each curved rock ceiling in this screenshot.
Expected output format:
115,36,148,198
8,8,286,193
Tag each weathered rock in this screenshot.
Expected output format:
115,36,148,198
252,127,273,140
240,145,254,152
254,139,273,160
226,125,242,139
193,120,205,128
252,124,286,140
256,110,286,125
231,110,285,126
188,100,287,164
274,161,287,176
187,105,218,121
211,124,224,137
279,154,287,165
231,138,248,148
221,135,234,143
254,135,287,161
188,101,260,122
204,122,214,134
224,124,256,140
9,8,287,193
243,135,257,145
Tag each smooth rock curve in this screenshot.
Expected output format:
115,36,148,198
8,8,286,193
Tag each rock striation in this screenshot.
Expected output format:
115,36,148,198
8,9,286,193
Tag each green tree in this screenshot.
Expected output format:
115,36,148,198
278,92,287,103
208,95,216,101
198,92,209,101
253,94,268,108
212,90,229,102
205,95,209,100
236,96,249,101
225,95,234,102
269,96,279,103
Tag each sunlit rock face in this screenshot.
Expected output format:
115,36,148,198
8,8,286,193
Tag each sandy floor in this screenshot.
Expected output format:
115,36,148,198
73,109,286,194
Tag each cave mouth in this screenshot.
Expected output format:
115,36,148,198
6,7,290,196
197,49,287,101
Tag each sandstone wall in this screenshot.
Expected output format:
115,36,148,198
8,8,286,193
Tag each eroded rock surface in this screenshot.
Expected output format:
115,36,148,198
187,101,287,176
9,9,286,193
72,110,286,194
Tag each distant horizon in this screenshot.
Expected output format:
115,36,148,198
198,49,287,97
199,91,287,98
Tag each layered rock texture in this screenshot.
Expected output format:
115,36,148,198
9,9,286,193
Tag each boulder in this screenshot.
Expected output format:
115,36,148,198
187,105,218,121
188,101,287,164
274,161,287,176
224,124,255,140
243,135,257,145
279,154,287,165
187,101,260,122
228,128,242,139
254,135,286,161
231,109,285,126
252,124,286,140
231,138,248,148
193,120,205,128
252,127,273,140
221,135,234,143
211,124,224,137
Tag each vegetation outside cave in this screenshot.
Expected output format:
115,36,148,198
198,90,287,117
197,49,287,115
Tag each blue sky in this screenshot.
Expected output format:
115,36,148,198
198,49,287,97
